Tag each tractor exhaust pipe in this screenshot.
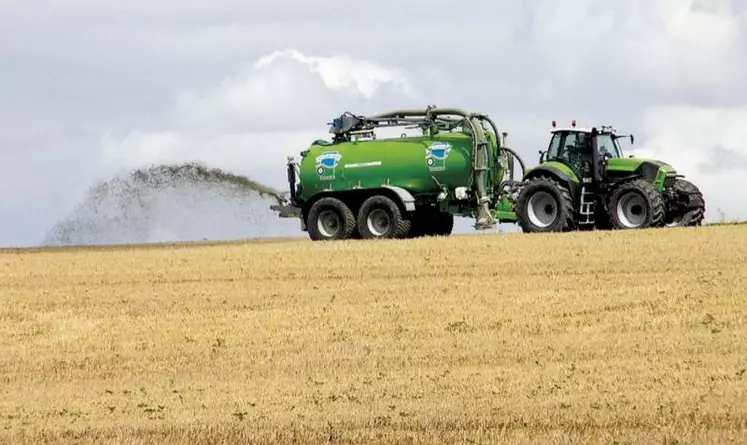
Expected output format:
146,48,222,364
590,127,601,183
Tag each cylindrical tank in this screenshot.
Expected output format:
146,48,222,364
297,131,476,200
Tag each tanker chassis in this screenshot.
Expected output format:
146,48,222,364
270,106,705,240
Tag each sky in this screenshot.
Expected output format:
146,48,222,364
1,0,746,246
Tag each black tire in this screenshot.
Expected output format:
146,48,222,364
405,211,453,238
593,212,614,231
431,212,454,236
515,176,576,233
357,195,411,239
306,197,356,241
665,178,705,227
606,179,665,229
406,213,428,238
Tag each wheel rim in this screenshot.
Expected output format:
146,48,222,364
616,192,647,228
317,210,341,237
367,209,391,236
527,191,558,228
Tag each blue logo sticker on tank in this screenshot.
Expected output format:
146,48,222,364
426,141,451,172
315,151,342,180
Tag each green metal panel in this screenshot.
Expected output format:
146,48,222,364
606,157,676,191
606,157,675,173
607,158,644,172
492,195,517,222
297,131,477,201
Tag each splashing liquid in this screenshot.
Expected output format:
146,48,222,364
43,163,297,246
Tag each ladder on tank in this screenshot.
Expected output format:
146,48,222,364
579,180,595,225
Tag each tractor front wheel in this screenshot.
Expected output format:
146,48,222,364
515,176,575,233
357,195,411,239
606,179,665,229
306,197,357,241
665,178,705,227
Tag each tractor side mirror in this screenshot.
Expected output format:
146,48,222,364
630,135,635,145
538,150,546,163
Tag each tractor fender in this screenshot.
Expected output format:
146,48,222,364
381,185,416,212
523,165,580,198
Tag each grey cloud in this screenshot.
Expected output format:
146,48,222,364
698,145,747,173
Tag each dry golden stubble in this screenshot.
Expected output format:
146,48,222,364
1,225,746,444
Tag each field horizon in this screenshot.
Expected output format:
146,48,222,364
1,225,746,444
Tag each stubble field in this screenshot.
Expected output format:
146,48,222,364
1,225,747,444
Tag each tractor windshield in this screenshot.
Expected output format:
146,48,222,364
595,133,623,158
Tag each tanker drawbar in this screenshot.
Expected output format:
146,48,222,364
269,105,527,241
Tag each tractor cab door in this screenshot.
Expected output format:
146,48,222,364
546,130,595,182
591,129,621,183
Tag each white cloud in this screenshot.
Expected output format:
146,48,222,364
98,48,418,187
101,131,183,168
633,105,747,221
528,0,745,94
254,49,414,99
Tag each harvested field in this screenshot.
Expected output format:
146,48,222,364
1,225,747,444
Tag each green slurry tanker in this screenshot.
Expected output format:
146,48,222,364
270,106,705,240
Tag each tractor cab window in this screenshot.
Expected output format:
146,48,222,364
547,133,563,160
546,131,594,177
546,131,592,162
596,133,622,158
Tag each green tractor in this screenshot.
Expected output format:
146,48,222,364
513,120,706,232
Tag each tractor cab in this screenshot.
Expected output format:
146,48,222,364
541,121,633,186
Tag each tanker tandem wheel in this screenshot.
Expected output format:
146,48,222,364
305,197,357,241
304,194,410,241
356,195,411,240
305,194,455,241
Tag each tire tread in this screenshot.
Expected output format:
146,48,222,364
357,195,410,239
606,179,665,229
671,178,705,226
516,176,576,233
306,197,356,241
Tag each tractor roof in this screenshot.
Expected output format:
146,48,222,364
550,126,616,134
550,127,594,133
550,120,616,134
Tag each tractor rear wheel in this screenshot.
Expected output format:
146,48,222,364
515,176,575,233
606,179,665,229
665,178,705,227
357,195,411,239
306,197,356,241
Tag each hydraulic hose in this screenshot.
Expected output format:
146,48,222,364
477,113,526,180
502,147,526,179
